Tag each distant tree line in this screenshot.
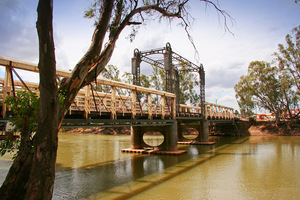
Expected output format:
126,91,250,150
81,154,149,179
97,64,200,106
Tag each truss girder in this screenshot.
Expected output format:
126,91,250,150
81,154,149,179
131,43,206,119
141,56,164,69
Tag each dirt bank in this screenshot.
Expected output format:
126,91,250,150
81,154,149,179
248,123,300,136
64,127,131,135
62,122,300,136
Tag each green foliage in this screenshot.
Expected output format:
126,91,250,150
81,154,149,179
148,65,200,105
178,66,200,105
100,65,151,98
84,1,100,21
234,110,240,116
97,65,120,93
140,74,151,88
235,26,300,121
234,61,283,119
274,26,300,119
101,65,121,81
274,25,300,91
149,66,166,104
58,90,67,110
0,91,39,158
100,64,200,105
84,10,95,19
4,91,39,133
150,66,166,91
0,134,20,157
121,72,133,84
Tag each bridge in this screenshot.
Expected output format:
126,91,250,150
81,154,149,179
0,44,235,155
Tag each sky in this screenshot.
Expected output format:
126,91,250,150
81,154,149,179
0,0,299,112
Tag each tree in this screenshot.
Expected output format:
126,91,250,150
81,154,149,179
235,26,300,124
234,61,283,124
278,69,299,121
95,65,121,93
275,25,300,92
149,65,200,105
149,66,166,103
0,0,231,199
101,65,121,81
178,66,200,106
274,25,300,121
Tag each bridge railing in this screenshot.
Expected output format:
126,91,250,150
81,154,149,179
69,80,176,119
0,56,176,120
178,104,202,117
178,103,235,120
0,56,234,121
205,102,235,120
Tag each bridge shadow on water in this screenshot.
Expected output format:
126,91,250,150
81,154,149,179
53,136,243,199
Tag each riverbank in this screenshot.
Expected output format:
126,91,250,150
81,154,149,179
249,123,300,136
64,127,131,135
62,121,300,136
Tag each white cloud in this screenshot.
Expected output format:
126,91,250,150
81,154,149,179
0,0,38,62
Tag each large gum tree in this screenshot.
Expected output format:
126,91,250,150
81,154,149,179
0,0,230,199
234,61,283,124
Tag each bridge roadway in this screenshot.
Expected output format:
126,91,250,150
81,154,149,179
0,56,235,155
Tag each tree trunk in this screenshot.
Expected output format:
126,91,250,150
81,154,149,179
0,1,58,199
23,0,59,198
0,149,34,199
0,114,34,199
283,90,295,127
275,110,281,126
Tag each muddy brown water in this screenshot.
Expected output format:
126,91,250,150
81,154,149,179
0,133,299,199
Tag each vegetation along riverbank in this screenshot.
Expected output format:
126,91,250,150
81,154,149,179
62,120,300,136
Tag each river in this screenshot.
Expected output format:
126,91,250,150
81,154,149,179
0,133,299,199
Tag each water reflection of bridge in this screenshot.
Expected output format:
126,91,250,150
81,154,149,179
0,55,235,155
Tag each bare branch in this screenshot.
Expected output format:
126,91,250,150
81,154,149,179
128,21,142,25
70,0,235,99
201,0,235,35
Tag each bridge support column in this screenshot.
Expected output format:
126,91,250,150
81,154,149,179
165,122,178,151
177,122,185,141
123,122,187,155
192,120,213,144
177,120,216,145
130,126,145,149
199,120,209,142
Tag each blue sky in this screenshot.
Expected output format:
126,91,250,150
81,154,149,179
0,0,299,111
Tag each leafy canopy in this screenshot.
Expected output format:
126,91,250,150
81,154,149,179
234,61,282,117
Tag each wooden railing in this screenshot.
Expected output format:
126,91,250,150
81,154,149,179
0,56,235,120
179,103,235,120
205,102,235,120
0,56,176,120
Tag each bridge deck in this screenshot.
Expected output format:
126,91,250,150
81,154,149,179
0,56,235,124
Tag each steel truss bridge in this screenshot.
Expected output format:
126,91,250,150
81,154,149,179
0,44,235,155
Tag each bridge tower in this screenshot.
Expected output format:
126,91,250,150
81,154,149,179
131,43,211,147
132,49,141,86
132,43,179,98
